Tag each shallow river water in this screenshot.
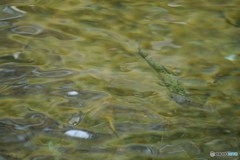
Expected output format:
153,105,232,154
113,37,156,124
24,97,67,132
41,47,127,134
0,0,240,160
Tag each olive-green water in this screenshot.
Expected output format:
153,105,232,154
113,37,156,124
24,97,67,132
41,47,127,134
0,0,240,160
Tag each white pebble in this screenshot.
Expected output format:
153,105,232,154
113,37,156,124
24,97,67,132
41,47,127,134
67,91,78,95
65,130,90,139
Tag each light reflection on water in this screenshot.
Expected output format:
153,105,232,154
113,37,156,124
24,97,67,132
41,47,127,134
0,0,239,159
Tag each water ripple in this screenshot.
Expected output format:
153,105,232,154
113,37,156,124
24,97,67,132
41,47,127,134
11,25,42,35
0,6,24,20
0,65,35,82
32,69,76,78
56,100,84,108
126,145,154,155
52,89,109,100
15,113,59,131
0,122,32,145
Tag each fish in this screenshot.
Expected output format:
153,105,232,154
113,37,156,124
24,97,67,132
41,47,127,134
138,43,190,107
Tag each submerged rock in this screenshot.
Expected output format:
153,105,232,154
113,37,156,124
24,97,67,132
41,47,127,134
65,130,91,139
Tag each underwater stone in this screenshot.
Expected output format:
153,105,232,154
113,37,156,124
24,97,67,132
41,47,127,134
65,130,91,139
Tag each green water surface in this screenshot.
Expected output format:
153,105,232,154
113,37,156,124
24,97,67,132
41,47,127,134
0,0,240,159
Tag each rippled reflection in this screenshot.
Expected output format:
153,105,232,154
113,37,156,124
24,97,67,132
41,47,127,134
11,26,42,35
52,89,109,100
0,6,24,20
0,65,35,82
0,65,76,82
32,68,76,78
0,0,239,159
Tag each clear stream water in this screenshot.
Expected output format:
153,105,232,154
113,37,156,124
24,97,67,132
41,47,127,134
0,0,240,160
